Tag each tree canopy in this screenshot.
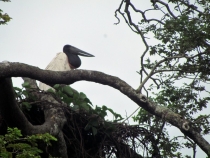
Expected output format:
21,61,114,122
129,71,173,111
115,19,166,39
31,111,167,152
0,0,210,157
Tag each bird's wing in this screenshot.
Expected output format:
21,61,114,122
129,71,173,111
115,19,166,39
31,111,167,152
45,52,71,71
39,52,71,91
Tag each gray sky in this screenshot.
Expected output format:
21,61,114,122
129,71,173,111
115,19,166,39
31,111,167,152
1,0,144,119
0,0,208,157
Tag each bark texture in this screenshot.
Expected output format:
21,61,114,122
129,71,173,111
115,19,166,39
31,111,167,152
0,61,210,156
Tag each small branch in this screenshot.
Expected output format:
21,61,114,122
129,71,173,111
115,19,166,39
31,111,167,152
122,94,147,123
130,3,165,25
179,0,202,14
156,0,177,19
114,0,124,25
124,0,151,88
136,50,205,92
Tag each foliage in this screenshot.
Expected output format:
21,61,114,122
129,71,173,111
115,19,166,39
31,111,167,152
14,82,37,111
0,0,12,25
115,0,210,157
1,0,210,157
11,83,149,157
0,127,57,158
52,84,124,122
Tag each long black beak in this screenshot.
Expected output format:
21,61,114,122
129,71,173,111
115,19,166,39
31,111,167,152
70,46,95,57
63,45,94,68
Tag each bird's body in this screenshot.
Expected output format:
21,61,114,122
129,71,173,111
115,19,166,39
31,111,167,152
39,45,94,91
45,52,71,71
39,52,71,91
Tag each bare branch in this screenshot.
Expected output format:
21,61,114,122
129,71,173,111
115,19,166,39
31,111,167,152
114,0,124,25
156,0,177,19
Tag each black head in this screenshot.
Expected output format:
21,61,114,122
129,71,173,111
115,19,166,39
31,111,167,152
63,45,94,68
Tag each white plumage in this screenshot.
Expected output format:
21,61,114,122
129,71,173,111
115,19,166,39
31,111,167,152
39,44,94,91
39,52,72,91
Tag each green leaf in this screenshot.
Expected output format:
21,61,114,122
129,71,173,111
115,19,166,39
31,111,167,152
84,98,93,105
73,91,79,99
79,92,87,100
7,127,22,137
7,143,31,150
53,84,60,89
22,102,32,110
22,82,30,88
0,152,12,158
71,105,79,111
63,86,73,96
62,96,72,105
13,87,22,92
84,124,91,131
46,88,55,93
89,119,99,127
80,103,90,111
0,127,57,157
22,90,29,98
91,127,97,136
98,110,107,118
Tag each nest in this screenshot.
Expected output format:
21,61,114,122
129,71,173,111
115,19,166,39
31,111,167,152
20,102,157,158
0,81,159,157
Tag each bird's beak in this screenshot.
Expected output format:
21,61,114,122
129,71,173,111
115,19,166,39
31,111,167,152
70,46,95,57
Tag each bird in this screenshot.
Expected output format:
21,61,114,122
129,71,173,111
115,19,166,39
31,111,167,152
39,44,94,91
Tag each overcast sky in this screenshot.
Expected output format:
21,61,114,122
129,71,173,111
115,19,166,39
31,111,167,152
0,0,208,157
1,0,146,121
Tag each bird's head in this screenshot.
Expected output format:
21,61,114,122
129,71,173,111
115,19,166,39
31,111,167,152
63,45,94,69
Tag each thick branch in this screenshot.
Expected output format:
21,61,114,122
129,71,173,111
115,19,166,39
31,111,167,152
0,62,210,155
0,78,34,134
0,76,67,157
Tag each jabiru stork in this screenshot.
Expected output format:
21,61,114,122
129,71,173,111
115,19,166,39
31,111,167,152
39,44,94,91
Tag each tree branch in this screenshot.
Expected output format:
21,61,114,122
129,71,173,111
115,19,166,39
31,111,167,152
0,75,67,157
0,77,33,134
0,61,210,155
0,62,209,151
